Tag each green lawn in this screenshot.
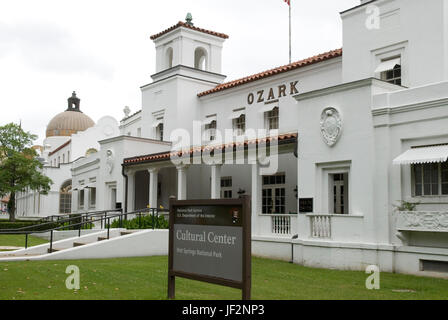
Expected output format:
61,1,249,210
0,256,447,300
0,235,48,248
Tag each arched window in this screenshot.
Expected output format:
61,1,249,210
86,148,98,156
166,47,174,69
194,47,207,70
59,180,72,214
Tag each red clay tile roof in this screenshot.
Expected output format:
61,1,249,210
123,132,298,165
150,21,229,41
49,140,71,156
198,48,343,97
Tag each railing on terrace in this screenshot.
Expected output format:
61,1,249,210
309,214,331,239
271,214,293,235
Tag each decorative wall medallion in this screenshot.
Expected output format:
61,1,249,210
320,107,342,147
106,149,114,174
103,125,114,136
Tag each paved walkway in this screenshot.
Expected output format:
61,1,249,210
0,246,23,251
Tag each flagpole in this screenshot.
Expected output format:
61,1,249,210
289,0,292,64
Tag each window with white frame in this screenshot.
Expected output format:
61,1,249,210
137,127,142,137
330,173,349,214
59,181,72,214
265,107,279,131
156,123,164,141
205,120,217,141
221,177,233,199
262,173,286,214
413,161,448,196
377,56,401,86
152,115,164,141
233,114,246,136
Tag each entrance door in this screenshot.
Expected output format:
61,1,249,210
331,173,348,214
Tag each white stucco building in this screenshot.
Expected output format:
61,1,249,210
16,92,120,217
17,0,448,276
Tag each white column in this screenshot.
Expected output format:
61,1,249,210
148,168,159,208
251,162,262,236
211,164,222,199
176,165,189,200
72,190,78,213
127,171,135,212
85,187,90,212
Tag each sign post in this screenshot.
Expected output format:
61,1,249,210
168,196,251,300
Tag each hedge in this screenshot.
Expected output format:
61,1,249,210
0,221,37,230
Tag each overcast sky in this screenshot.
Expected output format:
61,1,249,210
0,0,359,145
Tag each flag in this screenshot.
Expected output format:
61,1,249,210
284,0,290,5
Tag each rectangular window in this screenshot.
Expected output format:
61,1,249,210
232,114,246,136
157,123,164,141
90,187,96,208
205,120,217,141
379,57,401,86
221,177,232,199
442,162,448,195
59,184,72,214
330,173,348,214
262,173,286,214
221,177,232,188
265,107,279,131
414,162,448,196
137,128,142,137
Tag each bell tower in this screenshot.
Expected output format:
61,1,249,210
67,91,81,112
151,13,228,75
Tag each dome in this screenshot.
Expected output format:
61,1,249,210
46,92,95,138
46,111,95,137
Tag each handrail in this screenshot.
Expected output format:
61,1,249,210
41,209,124,223
0,208,168,251
0,209,123,232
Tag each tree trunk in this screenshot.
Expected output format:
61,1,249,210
8,192,16,222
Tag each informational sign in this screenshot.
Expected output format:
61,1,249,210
168,196,251,300
299,198,313,213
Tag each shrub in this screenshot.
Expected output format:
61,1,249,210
393,200,420,212
0,221,37,230
0,218,93,232
111,214,168,230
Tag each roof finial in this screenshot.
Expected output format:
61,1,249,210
123,106,131,118
67,91,81,112
185,13,193,26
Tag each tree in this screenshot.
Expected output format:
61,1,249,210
0,123,52,221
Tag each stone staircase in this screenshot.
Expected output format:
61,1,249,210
46,230,139,254
0,228,168,261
